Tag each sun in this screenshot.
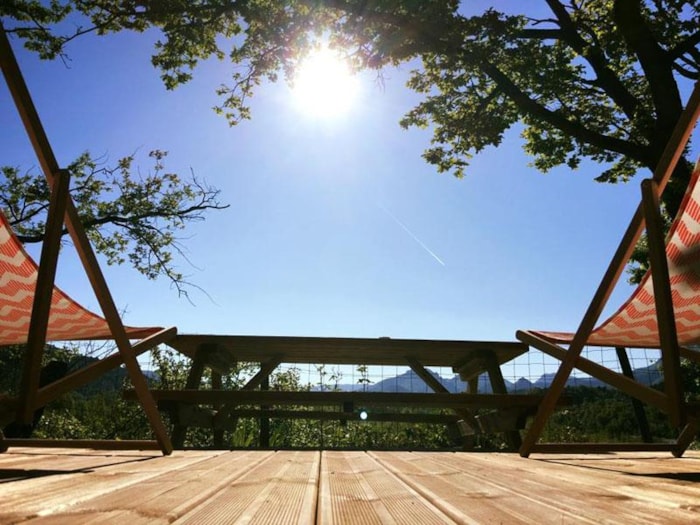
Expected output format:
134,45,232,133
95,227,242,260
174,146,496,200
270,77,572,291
292,47,359,118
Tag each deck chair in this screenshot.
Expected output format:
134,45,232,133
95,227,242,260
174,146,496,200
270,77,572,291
517,81,700,458
0,25,174,454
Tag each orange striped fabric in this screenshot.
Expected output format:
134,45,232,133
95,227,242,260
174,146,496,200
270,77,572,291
536,168,700,348
0,212,160,345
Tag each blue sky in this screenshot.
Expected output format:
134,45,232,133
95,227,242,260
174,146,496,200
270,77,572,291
2,6,692,368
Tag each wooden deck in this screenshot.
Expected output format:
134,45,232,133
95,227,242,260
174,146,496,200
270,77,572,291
1,448,699,523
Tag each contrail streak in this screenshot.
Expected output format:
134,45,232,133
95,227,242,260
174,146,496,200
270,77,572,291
378,204,446,266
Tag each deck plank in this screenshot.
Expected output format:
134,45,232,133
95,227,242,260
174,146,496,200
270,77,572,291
173,450,319,524
0,447,157,473
20,450,275,524
1,448,699,524
372,451,700,524
457,452,700,521
370,451,550,524
0,448,237,523
319,451,455,524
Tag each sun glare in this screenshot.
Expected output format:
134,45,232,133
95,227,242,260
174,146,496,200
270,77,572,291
292,48,358,118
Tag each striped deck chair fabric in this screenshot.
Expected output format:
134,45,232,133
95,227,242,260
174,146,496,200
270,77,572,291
0,211,160,345
532,166,700,348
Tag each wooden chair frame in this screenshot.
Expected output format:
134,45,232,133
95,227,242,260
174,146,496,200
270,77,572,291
0,24,173,455
517,80,700,457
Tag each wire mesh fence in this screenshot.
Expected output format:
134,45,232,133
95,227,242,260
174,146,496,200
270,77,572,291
4,341,693,450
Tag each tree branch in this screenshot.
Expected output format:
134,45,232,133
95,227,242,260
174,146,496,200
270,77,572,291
613,0,682,143
667,29,700,61
545,0,640,121
480,59,650,164
519,28,564,40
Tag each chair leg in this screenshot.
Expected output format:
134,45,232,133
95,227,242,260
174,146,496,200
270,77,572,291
17,170,71,424
672,419,698,458
518,334,587,457
0,430,8,453
642,179,685,428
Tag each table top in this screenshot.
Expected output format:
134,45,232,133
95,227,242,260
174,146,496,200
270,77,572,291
167,334,527,370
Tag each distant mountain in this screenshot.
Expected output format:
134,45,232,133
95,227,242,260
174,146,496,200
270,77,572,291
513,377,534,392
321,369,505,394
626,360,664,386
68,353,662,396
318,360,663,394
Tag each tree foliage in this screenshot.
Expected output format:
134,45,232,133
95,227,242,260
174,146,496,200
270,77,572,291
1,150,227,295
4,1,700,280
540,385,685,443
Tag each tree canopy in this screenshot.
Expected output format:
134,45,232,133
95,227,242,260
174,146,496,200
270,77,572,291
3,0,700,280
